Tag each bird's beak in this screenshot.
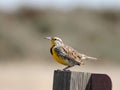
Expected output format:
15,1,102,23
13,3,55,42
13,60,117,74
44,37,52,40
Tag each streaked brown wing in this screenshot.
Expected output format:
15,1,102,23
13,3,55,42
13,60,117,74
63,45,84,64
54,45,84,65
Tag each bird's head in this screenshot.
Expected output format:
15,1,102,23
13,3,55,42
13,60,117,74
45,36,63,46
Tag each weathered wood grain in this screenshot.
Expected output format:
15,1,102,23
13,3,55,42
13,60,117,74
53,70,112,90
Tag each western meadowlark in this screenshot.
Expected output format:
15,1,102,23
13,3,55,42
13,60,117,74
45,36,97,71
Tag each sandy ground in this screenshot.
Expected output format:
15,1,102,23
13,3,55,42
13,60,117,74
0,61,119,90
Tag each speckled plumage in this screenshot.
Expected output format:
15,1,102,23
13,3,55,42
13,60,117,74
45,36,97,70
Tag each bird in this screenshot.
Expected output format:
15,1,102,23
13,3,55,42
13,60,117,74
45,36,97,71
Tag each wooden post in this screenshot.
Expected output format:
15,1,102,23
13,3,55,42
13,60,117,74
53,70,112,90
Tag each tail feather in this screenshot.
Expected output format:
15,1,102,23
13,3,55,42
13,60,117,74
81,54,97,60
86,56,97,60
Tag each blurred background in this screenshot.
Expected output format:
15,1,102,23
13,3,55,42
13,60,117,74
0,0,120,90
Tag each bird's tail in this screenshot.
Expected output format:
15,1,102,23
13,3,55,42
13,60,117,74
81,54,97,60
86,56,97,60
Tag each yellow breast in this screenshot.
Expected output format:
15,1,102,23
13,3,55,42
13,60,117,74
52,48,68,66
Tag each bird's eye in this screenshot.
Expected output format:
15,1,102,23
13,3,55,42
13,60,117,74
54,39,57,40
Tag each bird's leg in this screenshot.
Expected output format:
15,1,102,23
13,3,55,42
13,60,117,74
63,66,74,71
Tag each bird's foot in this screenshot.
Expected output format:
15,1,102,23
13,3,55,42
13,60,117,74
56,69,63,72
63,69,71,72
